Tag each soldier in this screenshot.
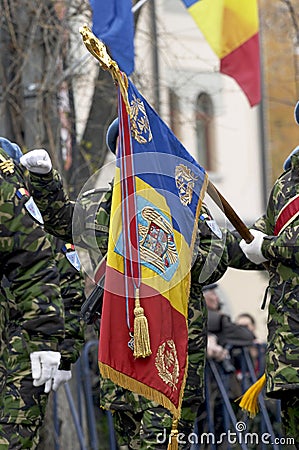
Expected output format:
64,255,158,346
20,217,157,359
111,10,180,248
1,136,86,383
0,137,86,449
20,121,260,449
238,105,299,444
46,235,86,387
239,171,299,440
0,141,65,449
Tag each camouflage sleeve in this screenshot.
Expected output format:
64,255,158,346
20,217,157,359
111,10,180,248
94,188,112,256
28,170,113,270
51,238,86,369
250,206,299,267
0,177,65,352
27,169,74,241
76,186,113,271
192,203,228,286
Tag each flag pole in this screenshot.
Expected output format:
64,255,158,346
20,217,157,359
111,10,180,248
207,182,253,243
79,26,255,245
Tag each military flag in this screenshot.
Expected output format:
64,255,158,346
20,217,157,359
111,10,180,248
98,78,208,424
181,0,261,106
89,0,135,75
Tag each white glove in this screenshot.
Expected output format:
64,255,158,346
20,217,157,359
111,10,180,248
20,149,52,174
51,370,72,392
239,229,268,264
30,351,61,393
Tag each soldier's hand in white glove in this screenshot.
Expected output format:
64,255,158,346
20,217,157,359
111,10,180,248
51,370,72,392
30,351,61,393
239,229,268,264
20,149,52,174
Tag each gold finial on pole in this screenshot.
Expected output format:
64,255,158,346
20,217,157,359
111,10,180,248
79,25,131,116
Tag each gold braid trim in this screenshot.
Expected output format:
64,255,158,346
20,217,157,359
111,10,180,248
99,358,188,421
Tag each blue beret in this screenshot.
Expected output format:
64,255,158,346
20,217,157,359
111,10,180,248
294,101,299,125
283,145,299,171
106,118,119,154
0,137,23,163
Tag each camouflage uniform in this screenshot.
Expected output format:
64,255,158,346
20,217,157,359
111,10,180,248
47,235,86,370
248,152,299,442
26,167,237,449
0,148,65,449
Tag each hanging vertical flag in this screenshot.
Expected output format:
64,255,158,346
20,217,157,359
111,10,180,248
99,78,208,423
181,0,261,106
89,0,135,75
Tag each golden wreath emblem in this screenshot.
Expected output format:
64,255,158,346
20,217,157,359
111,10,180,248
175,164,198,206
130,94,153,144
155,339,179,390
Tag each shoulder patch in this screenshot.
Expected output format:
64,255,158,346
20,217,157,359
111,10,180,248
16,188,44,225
61,243,81,271
206,219,222,239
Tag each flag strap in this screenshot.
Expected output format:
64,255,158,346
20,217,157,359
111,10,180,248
118,80,152,359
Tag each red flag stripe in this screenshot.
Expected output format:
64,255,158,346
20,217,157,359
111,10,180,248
99,265,188,409
220,33,261,107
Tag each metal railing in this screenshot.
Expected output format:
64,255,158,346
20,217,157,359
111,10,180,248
52,339,117,450
51,342,282,450
194,344,282,450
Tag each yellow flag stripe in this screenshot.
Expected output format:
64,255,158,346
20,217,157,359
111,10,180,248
107,168,193,317
188,0,259,58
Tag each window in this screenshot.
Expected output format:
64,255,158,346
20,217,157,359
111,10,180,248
195,92,215,172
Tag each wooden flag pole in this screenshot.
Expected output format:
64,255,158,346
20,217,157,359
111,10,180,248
207,181,253,243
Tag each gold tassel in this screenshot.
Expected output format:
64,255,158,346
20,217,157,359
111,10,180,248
133,288,152,358
236,372,266,418
167,417,179,450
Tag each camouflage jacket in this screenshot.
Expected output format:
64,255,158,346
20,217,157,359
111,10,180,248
251,153,299,398
48,235,86,369
0,148,65,353
27,169,234,411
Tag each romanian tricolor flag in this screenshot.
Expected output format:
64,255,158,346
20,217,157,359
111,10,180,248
98,78,208,424
182,0,261,106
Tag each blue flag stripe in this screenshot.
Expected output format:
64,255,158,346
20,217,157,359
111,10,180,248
116,79,206,246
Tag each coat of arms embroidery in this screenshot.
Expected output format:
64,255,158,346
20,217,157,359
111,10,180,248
175,163,198,206
138,206,178,275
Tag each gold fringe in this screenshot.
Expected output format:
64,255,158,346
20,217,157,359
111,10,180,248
167,417,179,450
100,362,186,417
133,288,152,358
236,372,266,418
